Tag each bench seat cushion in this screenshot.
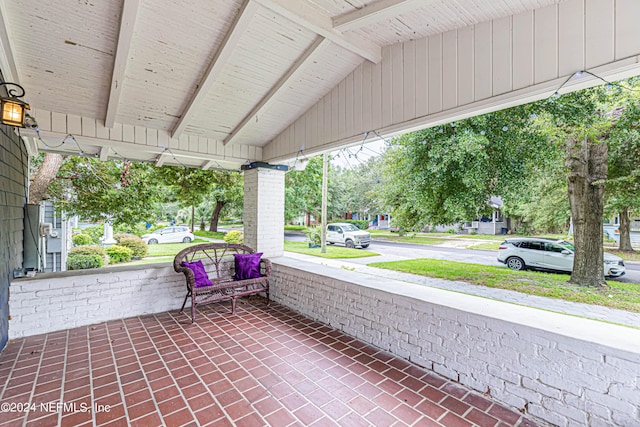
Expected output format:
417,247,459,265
233,252,263,280
181,260,213,288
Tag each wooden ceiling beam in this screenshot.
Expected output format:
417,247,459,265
171,0,258,140
333,0,428,32
105,0,142,128
224,37,331,146
253,0,381,63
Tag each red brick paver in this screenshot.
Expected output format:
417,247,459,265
0,300,539,426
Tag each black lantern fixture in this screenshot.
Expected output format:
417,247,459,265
0,82,30,127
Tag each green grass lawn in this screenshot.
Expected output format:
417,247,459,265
284,225,308,231
284,241,379,259
368,231,444,245
469,242,502,250
193,230,226,240
604,249,640,262
368,258,640,312
146,239,209,257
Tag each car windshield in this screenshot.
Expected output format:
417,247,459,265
340,224,360,232
558,241,574,251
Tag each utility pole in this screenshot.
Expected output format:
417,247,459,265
321,152,328,253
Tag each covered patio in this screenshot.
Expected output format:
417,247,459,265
0,300,534,427
3,0,640,426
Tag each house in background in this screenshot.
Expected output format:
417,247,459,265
434,196,511,235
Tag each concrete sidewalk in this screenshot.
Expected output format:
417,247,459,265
283,251,640,329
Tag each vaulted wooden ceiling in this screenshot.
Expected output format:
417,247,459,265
1,0,566,169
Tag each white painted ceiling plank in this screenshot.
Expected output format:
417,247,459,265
0,1,19,83
171,0,258,139
254,0,381,63
333,0,430,32
224,37,331,145
105,0,142,128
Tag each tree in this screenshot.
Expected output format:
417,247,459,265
606,99,640,251
540,87,623,287
333,156,385,218
50,158,161,226
155,166,217,231
28,153,66,204
206,171,243,232
285,156,343,225
381,105,551,231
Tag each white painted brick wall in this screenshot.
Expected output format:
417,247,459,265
243,167,285,258
9,264,185,339
10,255,640,426
269,257,640,427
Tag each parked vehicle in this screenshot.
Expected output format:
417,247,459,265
326,223,371,249
142,226,194,244
497,237,625,278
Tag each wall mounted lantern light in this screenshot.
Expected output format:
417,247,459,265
0,82,30,127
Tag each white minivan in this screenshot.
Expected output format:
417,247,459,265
326,223,371,249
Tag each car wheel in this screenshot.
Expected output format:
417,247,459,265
506,256,525,271
148,238,158,244
182,237,192,243
345,240,355,249
361,244,370,248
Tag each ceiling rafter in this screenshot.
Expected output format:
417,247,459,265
224,37,331,146
105,0,142,128
155,151,171,167
99,146,110,161
201,160,216,170
0,1,19,83
332,0,429,32
253,0,382,64
171,0,258,140
21,137,38,157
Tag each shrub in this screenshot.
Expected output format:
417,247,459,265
68,254,104,270
224,230,244,244
68,245,108,269
116,236,148,258
80,225,104,244
106,245,134,264
72,233,93,246
304,227,321,245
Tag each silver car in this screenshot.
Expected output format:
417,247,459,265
142,226,194,244
497,237,626,278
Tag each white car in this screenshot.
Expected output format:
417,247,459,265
326,223,371,249
142,226,194,244
497,237,626,278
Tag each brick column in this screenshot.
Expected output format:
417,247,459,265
243,167,285,257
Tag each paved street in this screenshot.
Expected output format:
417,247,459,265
285,232,640,283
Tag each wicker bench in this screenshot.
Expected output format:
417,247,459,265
173,243,271,323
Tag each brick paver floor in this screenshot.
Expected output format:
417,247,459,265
0,299,539,426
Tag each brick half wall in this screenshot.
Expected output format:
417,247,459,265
269,257,640,427
9,264,185,339
8,257,640,425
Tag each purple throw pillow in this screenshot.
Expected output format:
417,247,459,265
233,253,263,280
181,260,213,288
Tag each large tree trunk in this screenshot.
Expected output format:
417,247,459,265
208,200,226,232
565,136,607,287
28,153,65,204
618,207,634,251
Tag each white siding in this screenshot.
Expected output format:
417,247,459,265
264,0,640,162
